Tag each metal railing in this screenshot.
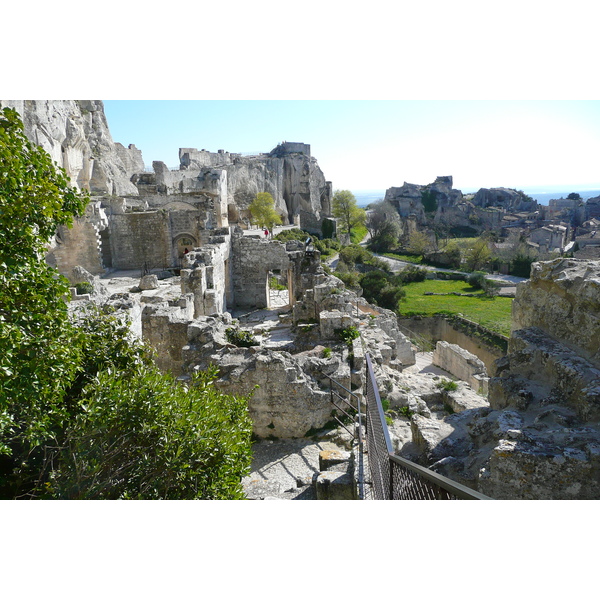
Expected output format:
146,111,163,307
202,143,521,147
321,373,364,500
364,353,490,500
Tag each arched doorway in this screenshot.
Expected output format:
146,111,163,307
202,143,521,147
174,234,197,265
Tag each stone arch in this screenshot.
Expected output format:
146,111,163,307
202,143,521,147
173,233,197,263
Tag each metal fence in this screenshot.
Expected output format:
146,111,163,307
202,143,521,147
322,373,365,500
364,353,490,500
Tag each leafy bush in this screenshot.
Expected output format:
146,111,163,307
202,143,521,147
397,265,428,284
274,228,310,242
322,347,332,358
75,281,94,295
336,326,360,346
50,366,253,499
467,271,500,297
398,406,414,419
226,327,258,347
360,270,405,310
437,378,458,392
334,270,361,289
467,271,487,289
269,276,286,290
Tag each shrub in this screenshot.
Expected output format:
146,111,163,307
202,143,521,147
274,228,310,242
322,347,332,358
226,327,258,347
50,366,253,499
75,281,94,295
269,276,286,290
397,265,428,284
467,271,487,290
360,270,405,310
437,378,458,392
336,326,360,347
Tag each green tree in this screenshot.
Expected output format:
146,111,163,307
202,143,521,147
0,107,88,495
421,189,438,213
464,237,493,272
406,230,433,258
366,201,401,252
249,192,282,232
332,190,366,244
0,108,254,499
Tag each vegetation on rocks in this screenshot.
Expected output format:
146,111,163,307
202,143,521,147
0,108,253,499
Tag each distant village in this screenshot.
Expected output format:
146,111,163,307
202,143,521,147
379,176,600,271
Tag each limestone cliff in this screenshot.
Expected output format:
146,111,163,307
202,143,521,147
0,100,142,196
158,142,332,233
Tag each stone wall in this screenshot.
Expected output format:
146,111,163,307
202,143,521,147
231,235,291,308
432,341,489,394
512,258,600,366
398,316,506,372
109,211,172,269
47,212,105,276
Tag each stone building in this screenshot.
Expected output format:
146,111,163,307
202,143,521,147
1,100,333,282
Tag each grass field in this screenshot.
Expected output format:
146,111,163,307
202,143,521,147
382,252,423,264
398,279,513,337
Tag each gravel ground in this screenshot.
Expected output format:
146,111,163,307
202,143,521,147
242,438,352,500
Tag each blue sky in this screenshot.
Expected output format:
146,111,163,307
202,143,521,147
104,100,600,194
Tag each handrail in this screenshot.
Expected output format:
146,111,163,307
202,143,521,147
320,372,364,500
364,353,491,500
388,454,491,500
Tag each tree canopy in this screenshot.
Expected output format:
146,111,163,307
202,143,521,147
249,192,282,231
332,189,366,243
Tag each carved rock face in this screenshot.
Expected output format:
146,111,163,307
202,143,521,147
1,100,142,196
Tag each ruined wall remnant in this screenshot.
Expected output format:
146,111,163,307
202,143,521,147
432,341,489,395
512,258,600,365
410,258,600,499
141,295,195,375
47,201,108,276
180,230,232,317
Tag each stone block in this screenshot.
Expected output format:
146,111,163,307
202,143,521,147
433,341,489,393
318,449,351,472
315,471,357,500
139,274,159,290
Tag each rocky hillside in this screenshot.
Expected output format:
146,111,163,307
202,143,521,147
0,100,143,196
393,258,600,499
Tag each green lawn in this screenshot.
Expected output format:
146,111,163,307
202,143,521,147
398,279,513,337
350,225,368,244
382,252,423,264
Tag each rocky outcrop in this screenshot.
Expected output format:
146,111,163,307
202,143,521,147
512,258,600,365
158,142,332,233
472,187,538,212
0,100,142,196
393,258,600,499
384,176,464,223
